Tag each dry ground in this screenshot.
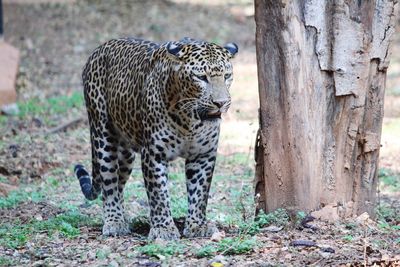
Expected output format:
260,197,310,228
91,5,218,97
0,1,399,266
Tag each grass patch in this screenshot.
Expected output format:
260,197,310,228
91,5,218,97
169,172,185,181
343,235,354,242
378,168,400,192
195,236,258,258
96,247,111,260
0,116,7,127
0,176,7,183
0,189,43,209
170,195,188,218
216,236,258,255
0,256,14,266
138,236,258,259
376,203,400,231
0,211,100,249
17,91,84,118
137,241,186,258
238,209,290,235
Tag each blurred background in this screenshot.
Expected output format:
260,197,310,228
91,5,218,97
1,0,258,180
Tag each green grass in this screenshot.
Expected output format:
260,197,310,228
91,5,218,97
238,209,290,235
195,236,258,257
0,176,7,183
96,247,111,260
343,235,354,242
0,116,7,127
137,241,186,258
0,189,44,209
378,168,400,192
0,256,15,266
170,194,188,218
17,91,84,118
216,236,258,255
376,203,400,232
138,236,258,259
0,211,100,249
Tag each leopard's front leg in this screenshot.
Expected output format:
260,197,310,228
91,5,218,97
141,147,180,240
183,149,219,238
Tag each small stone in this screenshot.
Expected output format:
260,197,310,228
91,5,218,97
355,212,370,224
211,231,225,242
263,225,283,232
381,254,390,262
32,260,45,267
109,260,119,267
214,255,226,262
1,103,19,115
311,204,340,222
319,251,333,259
156,254,166,261
87,251,96,260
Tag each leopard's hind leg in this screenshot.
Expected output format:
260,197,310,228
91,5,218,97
76,50,129,236
116,140,135,223
97,121,131,236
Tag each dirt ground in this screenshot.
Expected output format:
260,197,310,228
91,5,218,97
0,0,399,266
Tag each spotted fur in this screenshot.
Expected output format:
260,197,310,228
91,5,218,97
74,37,238,240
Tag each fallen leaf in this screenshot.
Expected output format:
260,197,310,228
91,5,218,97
0,182,18,197
210,262,224,267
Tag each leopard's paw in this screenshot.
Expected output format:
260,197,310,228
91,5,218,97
183,221,219,238
102,220,131,236
148,224,180,240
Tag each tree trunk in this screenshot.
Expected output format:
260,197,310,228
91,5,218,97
254,0,397,217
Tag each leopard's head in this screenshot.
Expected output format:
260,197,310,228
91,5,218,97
167,38,238,121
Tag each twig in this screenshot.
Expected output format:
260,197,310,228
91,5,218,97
46,117,84,134
363,225,368,267
289,240,317,247
239,181,247,222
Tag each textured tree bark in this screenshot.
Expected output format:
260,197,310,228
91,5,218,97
254,0,397,217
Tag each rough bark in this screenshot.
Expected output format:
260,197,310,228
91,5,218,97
254,0,397,217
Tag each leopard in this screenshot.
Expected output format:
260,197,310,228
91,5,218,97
74,37,238,240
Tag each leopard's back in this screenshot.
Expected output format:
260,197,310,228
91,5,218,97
82,38,160,147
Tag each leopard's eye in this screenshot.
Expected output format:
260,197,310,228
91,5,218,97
224,73,232,80
195,75,208,83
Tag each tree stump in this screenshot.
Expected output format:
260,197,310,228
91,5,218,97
254,0,397,217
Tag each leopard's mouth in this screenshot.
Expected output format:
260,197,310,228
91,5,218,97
204,111,222,120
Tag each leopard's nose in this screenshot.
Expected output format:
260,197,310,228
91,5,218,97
212,100,226,108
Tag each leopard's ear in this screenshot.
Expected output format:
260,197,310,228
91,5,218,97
167,42,185,61
224,43,238,58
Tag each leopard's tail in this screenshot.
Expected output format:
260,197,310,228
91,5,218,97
74,164,100,200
